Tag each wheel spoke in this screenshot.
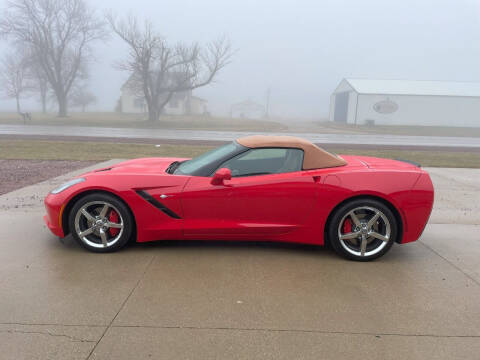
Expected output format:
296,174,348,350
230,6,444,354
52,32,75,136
99,204,109,218
340,231,361,240
107,221,123,229
367,212,381,229
348,210,361,227
74,201,126,249
81,209,95,222
79,227,94,238
99,229,108,247
360,234,367,256
370,231,389,242
337,205,392,258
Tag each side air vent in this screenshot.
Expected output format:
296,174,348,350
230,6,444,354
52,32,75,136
136,190,181,219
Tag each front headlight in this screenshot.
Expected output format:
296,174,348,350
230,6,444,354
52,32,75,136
51,178,86,194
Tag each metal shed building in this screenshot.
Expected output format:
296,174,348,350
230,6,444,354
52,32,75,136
329,79,480,127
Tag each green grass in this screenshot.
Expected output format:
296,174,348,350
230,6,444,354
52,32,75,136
2,112,479,137
1,139,479,168
0,112,287,132
311,121,480,137
0,139,213,161
327,148,480,168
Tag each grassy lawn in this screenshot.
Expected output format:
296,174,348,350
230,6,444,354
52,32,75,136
1,139,479,168
0,112,287,132
327,147,480,168
311,121,480,137
0,139,213,161
2,112,479,137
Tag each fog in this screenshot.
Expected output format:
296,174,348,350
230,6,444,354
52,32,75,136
1,0,480,119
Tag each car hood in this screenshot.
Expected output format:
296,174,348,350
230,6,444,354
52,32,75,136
85,157,191,176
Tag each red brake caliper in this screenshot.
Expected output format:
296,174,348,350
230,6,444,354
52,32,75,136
343,218,352,234
109,210,120,237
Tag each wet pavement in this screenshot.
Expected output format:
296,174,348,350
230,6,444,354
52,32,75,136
0,161,479,359
1,124,480,148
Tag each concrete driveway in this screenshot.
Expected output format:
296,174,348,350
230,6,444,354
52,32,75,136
0,161,479,360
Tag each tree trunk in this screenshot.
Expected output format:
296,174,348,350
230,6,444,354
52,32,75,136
40,90,47,114
16,95,21,114
57,93,68,117
148,108,160,122
146,99,160,122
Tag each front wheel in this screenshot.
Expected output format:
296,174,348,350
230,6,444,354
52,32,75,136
69,193,133,253
328,199,398,261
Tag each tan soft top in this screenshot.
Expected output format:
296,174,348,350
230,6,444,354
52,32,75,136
236,135,347,170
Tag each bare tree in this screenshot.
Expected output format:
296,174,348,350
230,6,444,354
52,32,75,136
0,52,31,113
70,85,97,112
107,14,233,122
0,0,106,117
32,66,50,114
24,56,50,114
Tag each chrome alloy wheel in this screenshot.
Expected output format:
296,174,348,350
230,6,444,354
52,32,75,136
337,206,391,257
74,201,124,249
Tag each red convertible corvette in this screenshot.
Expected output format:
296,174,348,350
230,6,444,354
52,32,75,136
44,135,434,261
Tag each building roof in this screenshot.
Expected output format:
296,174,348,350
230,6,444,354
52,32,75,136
231,99,265,111
191,96,208,103
344,78,480,97
121,72,193,92
236,135,346,170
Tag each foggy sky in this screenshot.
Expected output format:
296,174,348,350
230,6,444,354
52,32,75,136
1,0,480,118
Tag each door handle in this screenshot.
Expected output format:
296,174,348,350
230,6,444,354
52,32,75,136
313,176,321,183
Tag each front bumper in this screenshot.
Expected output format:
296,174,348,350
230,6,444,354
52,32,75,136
44,193,66,238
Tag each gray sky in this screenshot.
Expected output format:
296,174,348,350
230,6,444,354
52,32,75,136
1,0,480,118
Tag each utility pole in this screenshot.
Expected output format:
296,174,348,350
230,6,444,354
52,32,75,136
265,87,271,118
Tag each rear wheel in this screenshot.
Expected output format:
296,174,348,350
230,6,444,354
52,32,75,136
69,193,133,253
328,199,397,261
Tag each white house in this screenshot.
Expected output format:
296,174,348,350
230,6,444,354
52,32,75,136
120,76,208,116
230,99,265,119
329,79,480,127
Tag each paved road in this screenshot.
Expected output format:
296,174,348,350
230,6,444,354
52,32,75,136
2,124,480,148
0,162,479,359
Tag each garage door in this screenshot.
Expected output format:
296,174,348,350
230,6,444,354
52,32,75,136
334,92,349,123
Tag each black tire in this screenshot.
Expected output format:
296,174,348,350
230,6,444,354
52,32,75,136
328,198,397,261
68,192,133,253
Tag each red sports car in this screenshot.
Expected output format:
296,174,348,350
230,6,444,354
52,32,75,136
44,135,434,261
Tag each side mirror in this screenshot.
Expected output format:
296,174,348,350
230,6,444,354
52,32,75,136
211,168,232,185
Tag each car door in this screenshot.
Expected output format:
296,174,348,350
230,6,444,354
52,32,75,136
180,148,319,239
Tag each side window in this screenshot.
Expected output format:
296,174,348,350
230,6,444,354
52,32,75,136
218,148,304,177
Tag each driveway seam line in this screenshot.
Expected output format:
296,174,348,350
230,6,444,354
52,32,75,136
1,322,477,339
85,253,157,360
418,241,480,287
107,325,480,338
0,329,96,343
0,322,105,327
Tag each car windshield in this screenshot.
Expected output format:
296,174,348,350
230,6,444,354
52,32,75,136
174,142,241,176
